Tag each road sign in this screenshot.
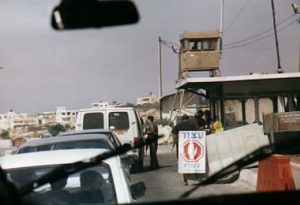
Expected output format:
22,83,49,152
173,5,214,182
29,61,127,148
178,131,206,174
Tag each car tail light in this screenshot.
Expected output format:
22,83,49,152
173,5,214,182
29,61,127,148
134,137,140,147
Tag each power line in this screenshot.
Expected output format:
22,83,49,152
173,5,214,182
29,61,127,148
223,19,296,50
224,14,296,47
160,38,180,53
224,0,250,33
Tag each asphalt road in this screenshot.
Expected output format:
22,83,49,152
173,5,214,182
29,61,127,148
130,144,254,202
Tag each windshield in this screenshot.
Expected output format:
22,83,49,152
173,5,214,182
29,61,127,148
0,0,300,205
17,139,113,153
6,164,117,205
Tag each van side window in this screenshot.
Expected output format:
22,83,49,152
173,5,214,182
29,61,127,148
109,112,129,130
83,113,104,129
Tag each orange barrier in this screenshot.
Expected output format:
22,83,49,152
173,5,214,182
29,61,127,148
257,155,295,191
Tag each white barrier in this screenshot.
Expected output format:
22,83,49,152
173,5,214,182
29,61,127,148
158,125,173,145
206,124,269,175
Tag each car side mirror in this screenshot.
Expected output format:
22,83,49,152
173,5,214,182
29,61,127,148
130,181,146,199
51,0,139,30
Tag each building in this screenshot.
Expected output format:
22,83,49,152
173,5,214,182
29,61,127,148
90,101,119,108
137,94,159,105
160,91,208,124
0,110,34,131
55,107,78,127
176,72,300,129
37,112,56,125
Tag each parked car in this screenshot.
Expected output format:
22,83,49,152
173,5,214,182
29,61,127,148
16,129,122,154
16,130,134,173
16,131,115,154
0,149,146,205
75,106,145,169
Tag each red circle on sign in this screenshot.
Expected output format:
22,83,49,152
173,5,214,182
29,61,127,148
181,140,204,162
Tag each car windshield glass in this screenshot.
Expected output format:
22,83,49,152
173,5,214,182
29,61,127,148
18,139,113,153
6,164,117,205
0,0,300,205
60,132,122,148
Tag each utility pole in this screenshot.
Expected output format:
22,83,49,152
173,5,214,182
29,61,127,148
291,3,300,71
158,36,163,98
158,36,163,120
157,36,180,119
220,0,224,53
271,0,284,73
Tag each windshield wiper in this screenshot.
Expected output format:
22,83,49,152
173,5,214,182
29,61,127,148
18,136,160,196
19,131,300,198
181,131,300,198
180,145,273,198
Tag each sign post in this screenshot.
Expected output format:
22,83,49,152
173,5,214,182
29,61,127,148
178,131,206,174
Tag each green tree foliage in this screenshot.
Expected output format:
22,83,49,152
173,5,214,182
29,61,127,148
47,124,66,136
64,124,72,131
0,130,10,139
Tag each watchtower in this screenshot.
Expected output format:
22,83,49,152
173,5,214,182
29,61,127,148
179,30,221,78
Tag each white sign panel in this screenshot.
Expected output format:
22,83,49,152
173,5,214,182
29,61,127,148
178,131,206,174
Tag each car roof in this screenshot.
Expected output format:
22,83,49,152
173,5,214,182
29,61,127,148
78,107,135,112
59,129,113,136
0,149,110,170
18,132,113,148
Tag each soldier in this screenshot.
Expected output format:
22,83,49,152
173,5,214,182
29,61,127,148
172,114,198,185
144,116,159,170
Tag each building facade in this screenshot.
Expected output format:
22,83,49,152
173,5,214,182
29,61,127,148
137,94,159,105
55,107,78,127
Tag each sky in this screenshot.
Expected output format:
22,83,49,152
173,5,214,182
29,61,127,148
0,0,299,114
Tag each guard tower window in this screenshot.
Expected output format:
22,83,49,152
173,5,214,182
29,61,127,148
189,41,202,51
182,39,189,52
182,39,217,52
202,39,217,51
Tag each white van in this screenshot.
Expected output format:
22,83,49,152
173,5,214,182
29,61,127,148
75,106,145,169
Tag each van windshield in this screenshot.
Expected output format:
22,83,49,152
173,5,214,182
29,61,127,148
109,112,129,130
83,113,104,129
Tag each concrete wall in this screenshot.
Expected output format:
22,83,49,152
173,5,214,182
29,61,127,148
206,123,270,175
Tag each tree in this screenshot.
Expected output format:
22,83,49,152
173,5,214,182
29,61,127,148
0,130,10,139
47,124,66,136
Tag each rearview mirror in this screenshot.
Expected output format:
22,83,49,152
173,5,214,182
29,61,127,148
51,0,139,30
130,181,146,199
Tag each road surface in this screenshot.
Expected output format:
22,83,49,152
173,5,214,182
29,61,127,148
130,143,254,202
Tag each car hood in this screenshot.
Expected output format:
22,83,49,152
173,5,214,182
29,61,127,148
0,149,110,170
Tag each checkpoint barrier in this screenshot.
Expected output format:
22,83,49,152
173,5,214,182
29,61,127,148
206,124,269,175
257,155,295,191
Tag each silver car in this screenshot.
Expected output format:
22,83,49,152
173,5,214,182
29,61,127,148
16,129,133,173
